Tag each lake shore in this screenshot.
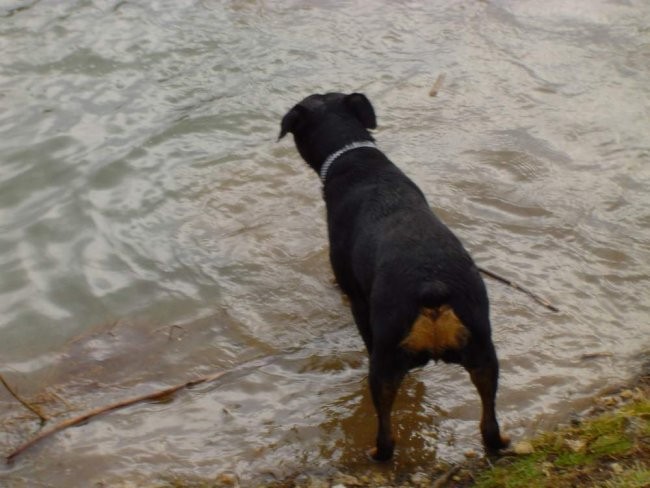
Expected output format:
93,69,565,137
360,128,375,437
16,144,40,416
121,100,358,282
160,352,649,488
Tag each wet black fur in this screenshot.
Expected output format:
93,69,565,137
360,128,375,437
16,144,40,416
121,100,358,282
279,93,508,461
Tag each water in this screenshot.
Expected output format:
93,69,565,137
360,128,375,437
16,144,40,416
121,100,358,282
1,0,649,485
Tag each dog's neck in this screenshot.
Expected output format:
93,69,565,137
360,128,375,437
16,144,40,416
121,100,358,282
319,140,378,183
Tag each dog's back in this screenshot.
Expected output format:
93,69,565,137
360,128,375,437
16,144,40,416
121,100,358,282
325,147,491,344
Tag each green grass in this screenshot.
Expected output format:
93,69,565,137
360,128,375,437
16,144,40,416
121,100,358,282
603,463,650,488
474,396,649,488
475,454,546,488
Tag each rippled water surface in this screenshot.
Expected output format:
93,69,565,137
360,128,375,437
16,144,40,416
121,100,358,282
1,0,649,485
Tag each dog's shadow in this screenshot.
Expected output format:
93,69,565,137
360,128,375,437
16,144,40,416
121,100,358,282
319,372,444,473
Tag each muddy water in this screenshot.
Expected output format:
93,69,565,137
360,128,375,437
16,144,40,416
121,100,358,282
1,0,649,486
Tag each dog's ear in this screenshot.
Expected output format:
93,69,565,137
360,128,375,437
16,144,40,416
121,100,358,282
278,105,306,141
344,93,376,129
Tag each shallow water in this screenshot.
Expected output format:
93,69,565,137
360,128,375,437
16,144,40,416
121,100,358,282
1,0,649,485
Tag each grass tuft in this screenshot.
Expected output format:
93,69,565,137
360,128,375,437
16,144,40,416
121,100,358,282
474,394,649,488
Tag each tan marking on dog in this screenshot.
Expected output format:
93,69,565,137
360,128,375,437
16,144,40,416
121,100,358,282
400,305,470,354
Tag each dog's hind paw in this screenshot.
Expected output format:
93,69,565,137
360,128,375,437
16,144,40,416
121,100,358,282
366,446,393,462
485,433,511,455
499,434,511,449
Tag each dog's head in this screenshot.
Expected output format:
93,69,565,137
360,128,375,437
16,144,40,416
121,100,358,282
278,92,377,172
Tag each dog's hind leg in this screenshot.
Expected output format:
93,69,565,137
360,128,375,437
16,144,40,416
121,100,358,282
463,342,510,453
367,347,408,461
350,298,372,354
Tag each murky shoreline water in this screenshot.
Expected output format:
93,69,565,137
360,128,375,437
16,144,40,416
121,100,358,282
1,0,649,486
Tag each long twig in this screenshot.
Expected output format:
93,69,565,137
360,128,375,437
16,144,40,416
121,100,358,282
0,374,48,424
6,370,227,463
478,266,559,312
5,351,286,464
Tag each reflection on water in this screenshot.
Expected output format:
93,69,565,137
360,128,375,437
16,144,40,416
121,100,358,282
1,0,649,485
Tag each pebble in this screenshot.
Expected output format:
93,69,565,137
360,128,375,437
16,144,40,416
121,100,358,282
302,476,328,488
619,389,634,399
369,472,389,485
565,438,586,453
610,462,624,475
215,472,238,487
599,396,619,407
464,448,478,458
541,461,554,477
332,473,363,487
410,471,430,486
513,440,534,455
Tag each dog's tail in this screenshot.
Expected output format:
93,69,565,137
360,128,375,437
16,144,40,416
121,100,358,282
420,278,492,340
418,281,451,309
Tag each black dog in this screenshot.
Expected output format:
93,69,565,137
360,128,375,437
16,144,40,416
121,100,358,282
279,93,509,461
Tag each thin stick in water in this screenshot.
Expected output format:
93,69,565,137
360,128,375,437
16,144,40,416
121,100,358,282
6,370,226,463
478,265,559,312
5,353,280,463
429,73,446,97
0,374,48,424
432,465,461,488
